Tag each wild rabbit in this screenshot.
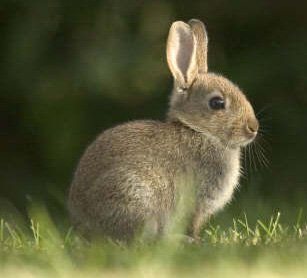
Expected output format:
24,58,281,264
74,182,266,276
68,19,259,241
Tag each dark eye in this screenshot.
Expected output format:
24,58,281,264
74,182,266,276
209,96,225,110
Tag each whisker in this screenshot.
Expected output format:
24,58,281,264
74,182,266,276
256,104,272,117
241,148,247,179
258,119,273,126
258,129,271,136
248,144,253,174
256,142,270,167
244,147,247,175
242,103,271,175
251,143,258,171
254,142,265,168
255,141,269,167
257,134,271,146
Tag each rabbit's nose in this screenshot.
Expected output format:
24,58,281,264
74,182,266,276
246,119,259,135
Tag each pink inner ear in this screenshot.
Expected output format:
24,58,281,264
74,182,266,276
176,27,194,83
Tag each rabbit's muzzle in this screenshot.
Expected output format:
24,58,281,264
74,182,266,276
236,117,259,147
246,118,259,138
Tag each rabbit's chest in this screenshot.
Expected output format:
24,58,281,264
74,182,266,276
197,148,241,214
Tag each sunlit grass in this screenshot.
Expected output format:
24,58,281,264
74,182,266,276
1,205,307,277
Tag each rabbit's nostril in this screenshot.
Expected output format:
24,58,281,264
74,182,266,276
247,125,256,133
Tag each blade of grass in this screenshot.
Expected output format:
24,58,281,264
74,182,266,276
0,219,4,243
270,212,281,239
30,219,40,248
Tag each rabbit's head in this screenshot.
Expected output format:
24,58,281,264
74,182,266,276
166,19,258,148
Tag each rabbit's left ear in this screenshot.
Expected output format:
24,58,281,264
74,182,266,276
166,21,198,89
188,19,208,73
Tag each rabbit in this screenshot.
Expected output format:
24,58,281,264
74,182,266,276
68,19,259,242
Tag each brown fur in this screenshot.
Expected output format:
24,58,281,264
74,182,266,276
68,19,258,241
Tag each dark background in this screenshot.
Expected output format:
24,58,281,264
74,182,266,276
1,0,307,218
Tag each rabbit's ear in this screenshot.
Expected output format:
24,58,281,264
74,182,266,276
167,21,198,89
188,19,208,73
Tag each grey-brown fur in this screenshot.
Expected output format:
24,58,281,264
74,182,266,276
68,19,258,241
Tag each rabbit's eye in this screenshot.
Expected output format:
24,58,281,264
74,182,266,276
209,97,225,110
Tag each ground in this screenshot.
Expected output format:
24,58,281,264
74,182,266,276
1,197,307,278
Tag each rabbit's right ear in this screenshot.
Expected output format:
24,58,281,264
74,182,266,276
188,19,208,73
166,21,197,90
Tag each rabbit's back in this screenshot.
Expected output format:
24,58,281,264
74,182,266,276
70,120,189,190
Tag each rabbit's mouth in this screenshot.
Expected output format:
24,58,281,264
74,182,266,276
230,122,258,147
235,135,257,148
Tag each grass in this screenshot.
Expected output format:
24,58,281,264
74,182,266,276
1,201,307,278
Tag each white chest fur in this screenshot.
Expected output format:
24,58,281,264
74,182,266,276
203,147,241,215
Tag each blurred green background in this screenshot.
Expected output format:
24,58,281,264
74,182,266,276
1,0,307,217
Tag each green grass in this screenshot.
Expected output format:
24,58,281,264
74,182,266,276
1,202,307,278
